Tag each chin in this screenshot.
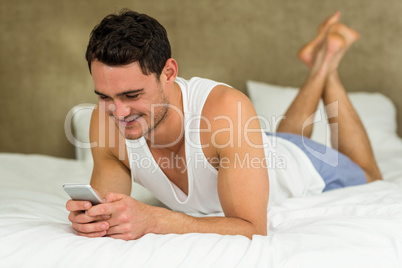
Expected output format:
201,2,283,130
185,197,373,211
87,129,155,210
123,125,152,140
124,135,142,140
123,130,144,140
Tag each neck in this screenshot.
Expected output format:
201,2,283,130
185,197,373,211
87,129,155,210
144,81,184,151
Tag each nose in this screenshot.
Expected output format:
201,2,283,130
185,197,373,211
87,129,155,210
109,100,130,119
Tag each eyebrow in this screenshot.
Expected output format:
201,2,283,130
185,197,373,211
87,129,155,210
94,89,144,98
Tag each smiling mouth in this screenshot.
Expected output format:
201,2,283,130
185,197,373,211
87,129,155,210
118,115,141,127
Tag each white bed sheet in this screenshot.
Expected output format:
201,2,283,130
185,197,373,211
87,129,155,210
1,125,402,267
1,141,402,268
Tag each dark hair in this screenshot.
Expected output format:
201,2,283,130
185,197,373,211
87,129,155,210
85,9,171,78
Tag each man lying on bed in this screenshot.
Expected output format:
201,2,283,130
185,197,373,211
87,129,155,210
66,10,382,240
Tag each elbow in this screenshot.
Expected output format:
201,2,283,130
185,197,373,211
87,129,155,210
244,228,267,240
250,217,267,236
246,221,267,239
254,226,267,237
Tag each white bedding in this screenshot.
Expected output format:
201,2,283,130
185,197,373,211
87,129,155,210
2,87,402,267
1,142,402,267
1,150,402,267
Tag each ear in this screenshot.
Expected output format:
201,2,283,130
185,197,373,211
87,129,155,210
162,58,178,84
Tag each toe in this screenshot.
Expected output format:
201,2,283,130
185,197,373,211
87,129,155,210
318,11,341,33
329,23,360,46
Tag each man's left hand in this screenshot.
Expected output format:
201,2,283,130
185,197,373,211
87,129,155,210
86,192,157,240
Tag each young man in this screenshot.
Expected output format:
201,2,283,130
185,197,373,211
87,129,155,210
66,10,382,240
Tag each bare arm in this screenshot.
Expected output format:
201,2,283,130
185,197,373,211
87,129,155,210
86,86,269,239
88,105,132,196
155,85,269,237
66,105,132,237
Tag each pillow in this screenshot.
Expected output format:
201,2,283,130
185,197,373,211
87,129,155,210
246,80,398,151
246,80,332,147
69,103,96,162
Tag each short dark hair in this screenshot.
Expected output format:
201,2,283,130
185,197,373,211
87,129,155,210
85,9,171,78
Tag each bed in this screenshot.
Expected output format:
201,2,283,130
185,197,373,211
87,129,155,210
1,81,402,267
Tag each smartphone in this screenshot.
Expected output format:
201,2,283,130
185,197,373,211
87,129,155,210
63,183,104,205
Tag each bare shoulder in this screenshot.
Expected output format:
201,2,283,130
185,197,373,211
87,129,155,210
202,84,260,132
200,84,263,155
202,85,256,118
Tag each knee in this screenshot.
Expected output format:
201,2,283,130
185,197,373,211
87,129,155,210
364,170,383,183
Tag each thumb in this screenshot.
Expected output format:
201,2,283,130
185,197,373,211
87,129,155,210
104,192,127,203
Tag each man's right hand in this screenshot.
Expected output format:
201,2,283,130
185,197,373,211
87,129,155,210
66,200,110,237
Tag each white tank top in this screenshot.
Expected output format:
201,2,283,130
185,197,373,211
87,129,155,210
126,77,324,214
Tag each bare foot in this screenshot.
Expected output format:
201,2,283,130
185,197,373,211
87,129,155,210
329,23,360,48
298,11,341,68
310,31,346,76
326,23,360,72
302,22,360,74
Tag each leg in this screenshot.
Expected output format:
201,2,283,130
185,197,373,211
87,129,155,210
299,19,381,182
277,12,342,137
278,14,382,183
323,72,383,182
317,23,382,182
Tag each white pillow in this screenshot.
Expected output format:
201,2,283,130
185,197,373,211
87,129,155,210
246,80,398,151
69,103,96,162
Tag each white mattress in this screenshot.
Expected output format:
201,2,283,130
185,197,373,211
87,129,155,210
2,89,402,267
1,137,402,268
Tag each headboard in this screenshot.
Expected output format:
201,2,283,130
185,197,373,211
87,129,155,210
1,0,401,158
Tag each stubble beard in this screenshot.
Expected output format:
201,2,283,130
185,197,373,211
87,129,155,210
120,94,170,141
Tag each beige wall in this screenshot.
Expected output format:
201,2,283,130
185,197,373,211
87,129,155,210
1,0,402,158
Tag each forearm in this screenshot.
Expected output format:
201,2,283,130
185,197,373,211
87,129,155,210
84,193,266,240
150,207,267,239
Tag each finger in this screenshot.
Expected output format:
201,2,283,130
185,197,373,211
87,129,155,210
87,192,133,217
105,224,137,239
104,213,130,229
68,211,84,224
72,211,110,224
66,199,92,212
104,225,122,235
105,228,143,241
104,227,134,241
86,203,115,217
105,233,129,240
77,230,107,238
72,221,109,234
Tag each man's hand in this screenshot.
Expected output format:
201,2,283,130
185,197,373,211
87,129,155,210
68,191,265,240
66,200,111,237
86,193,157,240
